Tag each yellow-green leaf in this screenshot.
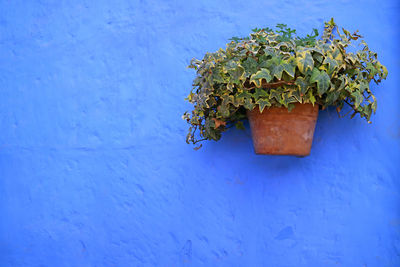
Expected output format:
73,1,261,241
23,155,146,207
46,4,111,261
310,69,331,95
322,57,339,75
250,68,272,87
351,91,363,108
256,98,271,113
253,88,269,99
271,64,284,80
308,90,316,106
282,62,296,78
297,52,314,74
295,77,309,95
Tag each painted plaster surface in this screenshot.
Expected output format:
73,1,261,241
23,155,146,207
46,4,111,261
0,0,399,266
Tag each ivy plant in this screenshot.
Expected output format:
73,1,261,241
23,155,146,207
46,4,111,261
183,18,388,149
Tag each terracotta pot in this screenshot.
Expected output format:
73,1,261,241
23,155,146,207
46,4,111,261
247,103,319,156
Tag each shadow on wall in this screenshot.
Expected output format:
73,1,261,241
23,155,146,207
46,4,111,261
186,105,361,187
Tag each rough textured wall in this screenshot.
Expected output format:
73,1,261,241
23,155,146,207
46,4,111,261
0,0,399,266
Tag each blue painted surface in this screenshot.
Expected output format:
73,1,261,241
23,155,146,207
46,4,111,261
0,0,399,266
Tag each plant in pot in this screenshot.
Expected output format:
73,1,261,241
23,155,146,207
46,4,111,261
182,18,388,155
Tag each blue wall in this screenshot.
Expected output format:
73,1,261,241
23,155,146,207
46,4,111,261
1,0,400,266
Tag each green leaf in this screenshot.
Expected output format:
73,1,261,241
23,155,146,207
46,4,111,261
364,104,372,121
237,91,252,99
261,56,281,68
229,36,241,42
242,57,258,76
312,50,324,63
381,65,388,79
226,83,234,92
308,90,316,106
256,98,271,112
228,66,245,83
342,27,350,36
366,62,378,77
221,94,234,106
295,77,309,96
310,68,320,83
291,89,302,102
269,89,282,102
244,98,255,110
233,96,245,107
263,48,280,58
297,52,314,74
212,70,225,83
267,58,296,80
218,104,230,118
253,88,269,99
336,76,348,91
371,99,377,113
280,92,297,107
322,57,339,75
346,53,358,65
357,80,369,93
351,91,363,108
310,69,330,95
326,91,340,104
282,62,296,78
250,68,272,87
329,47,343,62
271,64,284,80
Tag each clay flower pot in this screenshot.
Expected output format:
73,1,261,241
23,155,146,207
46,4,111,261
247,103,319,156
